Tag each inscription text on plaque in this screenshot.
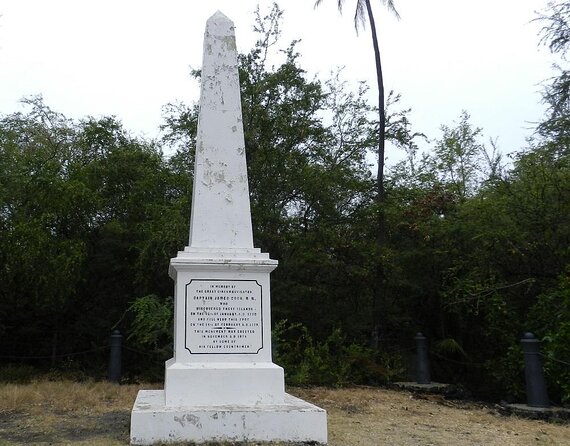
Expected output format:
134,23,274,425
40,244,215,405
185,279,263,354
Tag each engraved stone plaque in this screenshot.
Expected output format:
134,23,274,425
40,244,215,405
185,279,263,354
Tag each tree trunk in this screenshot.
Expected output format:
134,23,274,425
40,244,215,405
51,331,58,367
364,0,386,194
365,0,387,347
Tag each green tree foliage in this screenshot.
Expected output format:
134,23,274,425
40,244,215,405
272,320,404,386
0,97,183,367
383,97,569,401
537,1,570,145
0,97,91,358
127,295,173,353
433,111,485,200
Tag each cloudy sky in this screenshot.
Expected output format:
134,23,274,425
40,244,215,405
0,0,556,162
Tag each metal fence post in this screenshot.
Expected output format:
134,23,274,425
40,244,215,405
521,332,550,408
415,332,431,384
109,330,123,383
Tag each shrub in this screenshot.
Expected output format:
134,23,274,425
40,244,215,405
272,320,405,386
0,364,39,384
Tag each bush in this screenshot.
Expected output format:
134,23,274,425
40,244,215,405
0,364,39,384
272,320,405,386
127,294,173,352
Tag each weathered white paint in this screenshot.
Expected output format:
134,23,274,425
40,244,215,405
164,360,285,406
131,390,327,445
130,11,327,445
188,10,253,250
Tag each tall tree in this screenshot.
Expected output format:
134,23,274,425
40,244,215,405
314,0,400,345
537,1,570,147
313,0,399,205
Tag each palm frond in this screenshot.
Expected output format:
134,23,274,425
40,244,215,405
313,0,345,13
354,0,367,32
315,0,400,32
381,0,401,20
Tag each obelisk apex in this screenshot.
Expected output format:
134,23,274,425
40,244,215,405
188,11,254,249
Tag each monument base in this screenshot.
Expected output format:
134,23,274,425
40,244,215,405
130,390,327,445
164,360,285,406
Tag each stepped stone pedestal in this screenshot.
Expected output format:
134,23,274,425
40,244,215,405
130,11,327,445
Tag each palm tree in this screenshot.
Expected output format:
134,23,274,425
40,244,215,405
314,0,400,347
315,0,398,201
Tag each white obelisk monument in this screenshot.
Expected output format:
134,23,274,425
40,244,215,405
130,11,327,445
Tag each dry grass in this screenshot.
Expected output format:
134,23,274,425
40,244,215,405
0,381,568,445
294,386,570,446
0,380,153,414
0,380,142,445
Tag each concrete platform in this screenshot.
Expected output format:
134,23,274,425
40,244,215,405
130,390,328,445
499,403,570,422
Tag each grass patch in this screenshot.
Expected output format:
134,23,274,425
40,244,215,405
0,380,159,414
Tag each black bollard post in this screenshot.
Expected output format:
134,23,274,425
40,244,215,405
109,330,123,383
521,332,550,408
415,332,431,384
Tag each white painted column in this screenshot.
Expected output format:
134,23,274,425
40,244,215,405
189,11,253,250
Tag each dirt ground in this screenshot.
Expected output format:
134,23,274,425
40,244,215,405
296,387,570,446
0,381,568,445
